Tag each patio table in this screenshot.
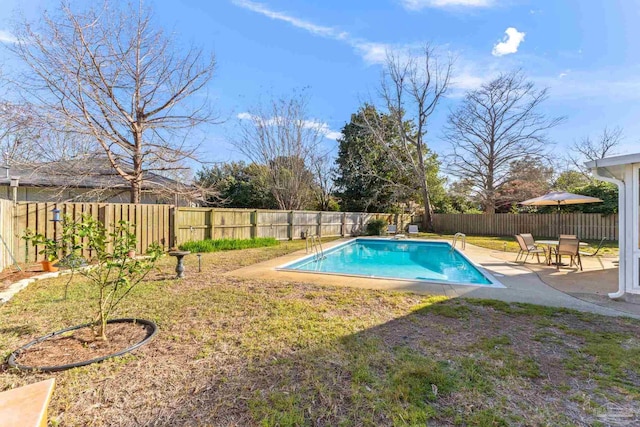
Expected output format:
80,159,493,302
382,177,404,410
535,240,588,266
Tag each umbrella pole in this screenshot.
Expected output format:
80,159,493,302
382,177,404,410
557,202,560,237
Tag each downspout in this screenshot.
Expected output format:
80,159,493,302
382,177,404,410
590,162,625,299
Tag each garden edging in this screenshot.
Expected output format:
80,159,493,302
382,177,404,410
0,267,92,305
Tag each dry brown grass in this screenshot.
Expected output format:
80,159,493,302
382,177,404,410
0,239,638,426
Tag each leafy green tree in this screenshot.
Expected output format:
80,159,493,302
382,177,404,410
568,182,618,214
437,179,481,213
334,105,407,212
196,162,278,209
334,105,445,215
537,180,618,214
553,170,591,191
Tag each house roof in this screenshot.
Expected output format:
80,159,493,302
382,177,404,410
585,152,640,181
0,157,182,191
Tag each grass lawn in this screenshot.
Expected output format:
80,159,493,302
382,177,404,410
420,233,620,257
1,239,638,426
179,237,280,253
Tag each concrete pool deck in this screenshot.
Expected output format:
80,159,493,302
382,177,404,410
226,237,640,319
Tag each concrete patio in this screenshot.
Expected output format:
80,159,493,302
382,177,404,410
227,238,640,319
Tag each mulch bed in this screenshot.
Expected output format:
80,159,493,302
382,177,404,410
13,322,150,368
0,264,44,292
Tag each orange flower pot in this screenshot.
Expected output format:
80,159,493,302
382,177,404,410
41,260,59,272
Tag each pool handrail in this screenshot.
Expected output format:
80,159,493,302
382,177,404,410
452,233,466,251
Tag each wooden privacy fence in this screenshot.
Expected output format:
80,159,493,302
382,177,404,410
0,200,620,271
175,208,413,244
14,202,172,264
1,201,412,269
431,213,618,240
0,199,14,270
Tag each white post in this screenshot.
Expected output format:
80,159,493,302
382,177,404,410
591,169,626,299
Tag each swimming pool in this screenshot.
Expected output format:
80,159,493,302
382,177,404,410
278,238,502,287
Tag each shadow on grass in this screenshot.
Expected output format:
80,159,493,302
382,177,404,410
149,298,640,427
0,324,37,336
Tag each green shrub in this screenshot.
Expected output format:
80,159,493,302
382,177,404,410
179,237,279,253
366,219,388,236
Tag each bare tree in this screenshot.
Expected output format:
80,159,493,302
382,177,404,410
9,1,216,203
312,151,336,211
0,101,42,162
445,70,564,214
569,126,623,178
234,93,323,210
363,46,452,231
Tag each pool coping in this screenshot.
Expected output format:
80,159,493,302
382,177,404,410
221,237,502,292
276,237,504,288
226,238,639,319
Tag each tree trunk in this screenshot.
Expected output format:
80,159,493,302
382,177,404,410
421,185,434,232
95,288,108,341
131,150,143,204
130,180,141,204
486,149,496,214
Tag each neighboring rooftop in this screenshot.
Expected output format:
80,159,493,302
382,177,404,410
0,157,181,191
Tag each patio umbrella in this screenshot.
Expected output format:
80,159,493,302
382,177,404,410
520,191,603,237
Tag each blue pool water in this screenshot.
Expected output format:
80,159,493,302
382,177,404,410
280,238,495,286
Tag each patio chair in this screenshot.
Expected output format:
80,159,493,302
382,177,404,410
387,224,397,235
553,237,583,270
520,233,537,248
559,234,577,239
515,234,547,264
579,237,607,257
408,225,419,236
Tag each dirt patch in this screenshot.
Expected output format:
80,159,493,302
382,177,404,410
13,321,151,368
0,264,43,292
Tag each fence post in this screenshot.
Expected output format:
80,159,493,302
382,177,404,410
341,212,346,237
252,210,258,239
99,205,113,255
317,211,323,238
288,211,294,240
11,199,18,265
172,206,179,248
209,208,215,240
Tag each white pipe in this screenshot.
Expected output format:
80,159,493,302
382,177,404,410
590,164,626,299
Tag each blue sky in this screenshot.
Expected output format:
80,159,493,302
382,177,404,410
1,0,639,167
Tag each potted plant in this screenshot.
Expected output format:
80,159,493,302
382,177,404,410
25,231,61,272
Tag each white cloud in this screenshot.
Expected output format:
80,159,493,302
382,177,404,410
451,71,489,91
0,30,17,44
492,27,525,57
231,0,347,40
351,41,391,65
535,71,640,101
400,0,493,11
237,112,342,140
324,130,343,140
232,0,398,65
302,120,343,140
